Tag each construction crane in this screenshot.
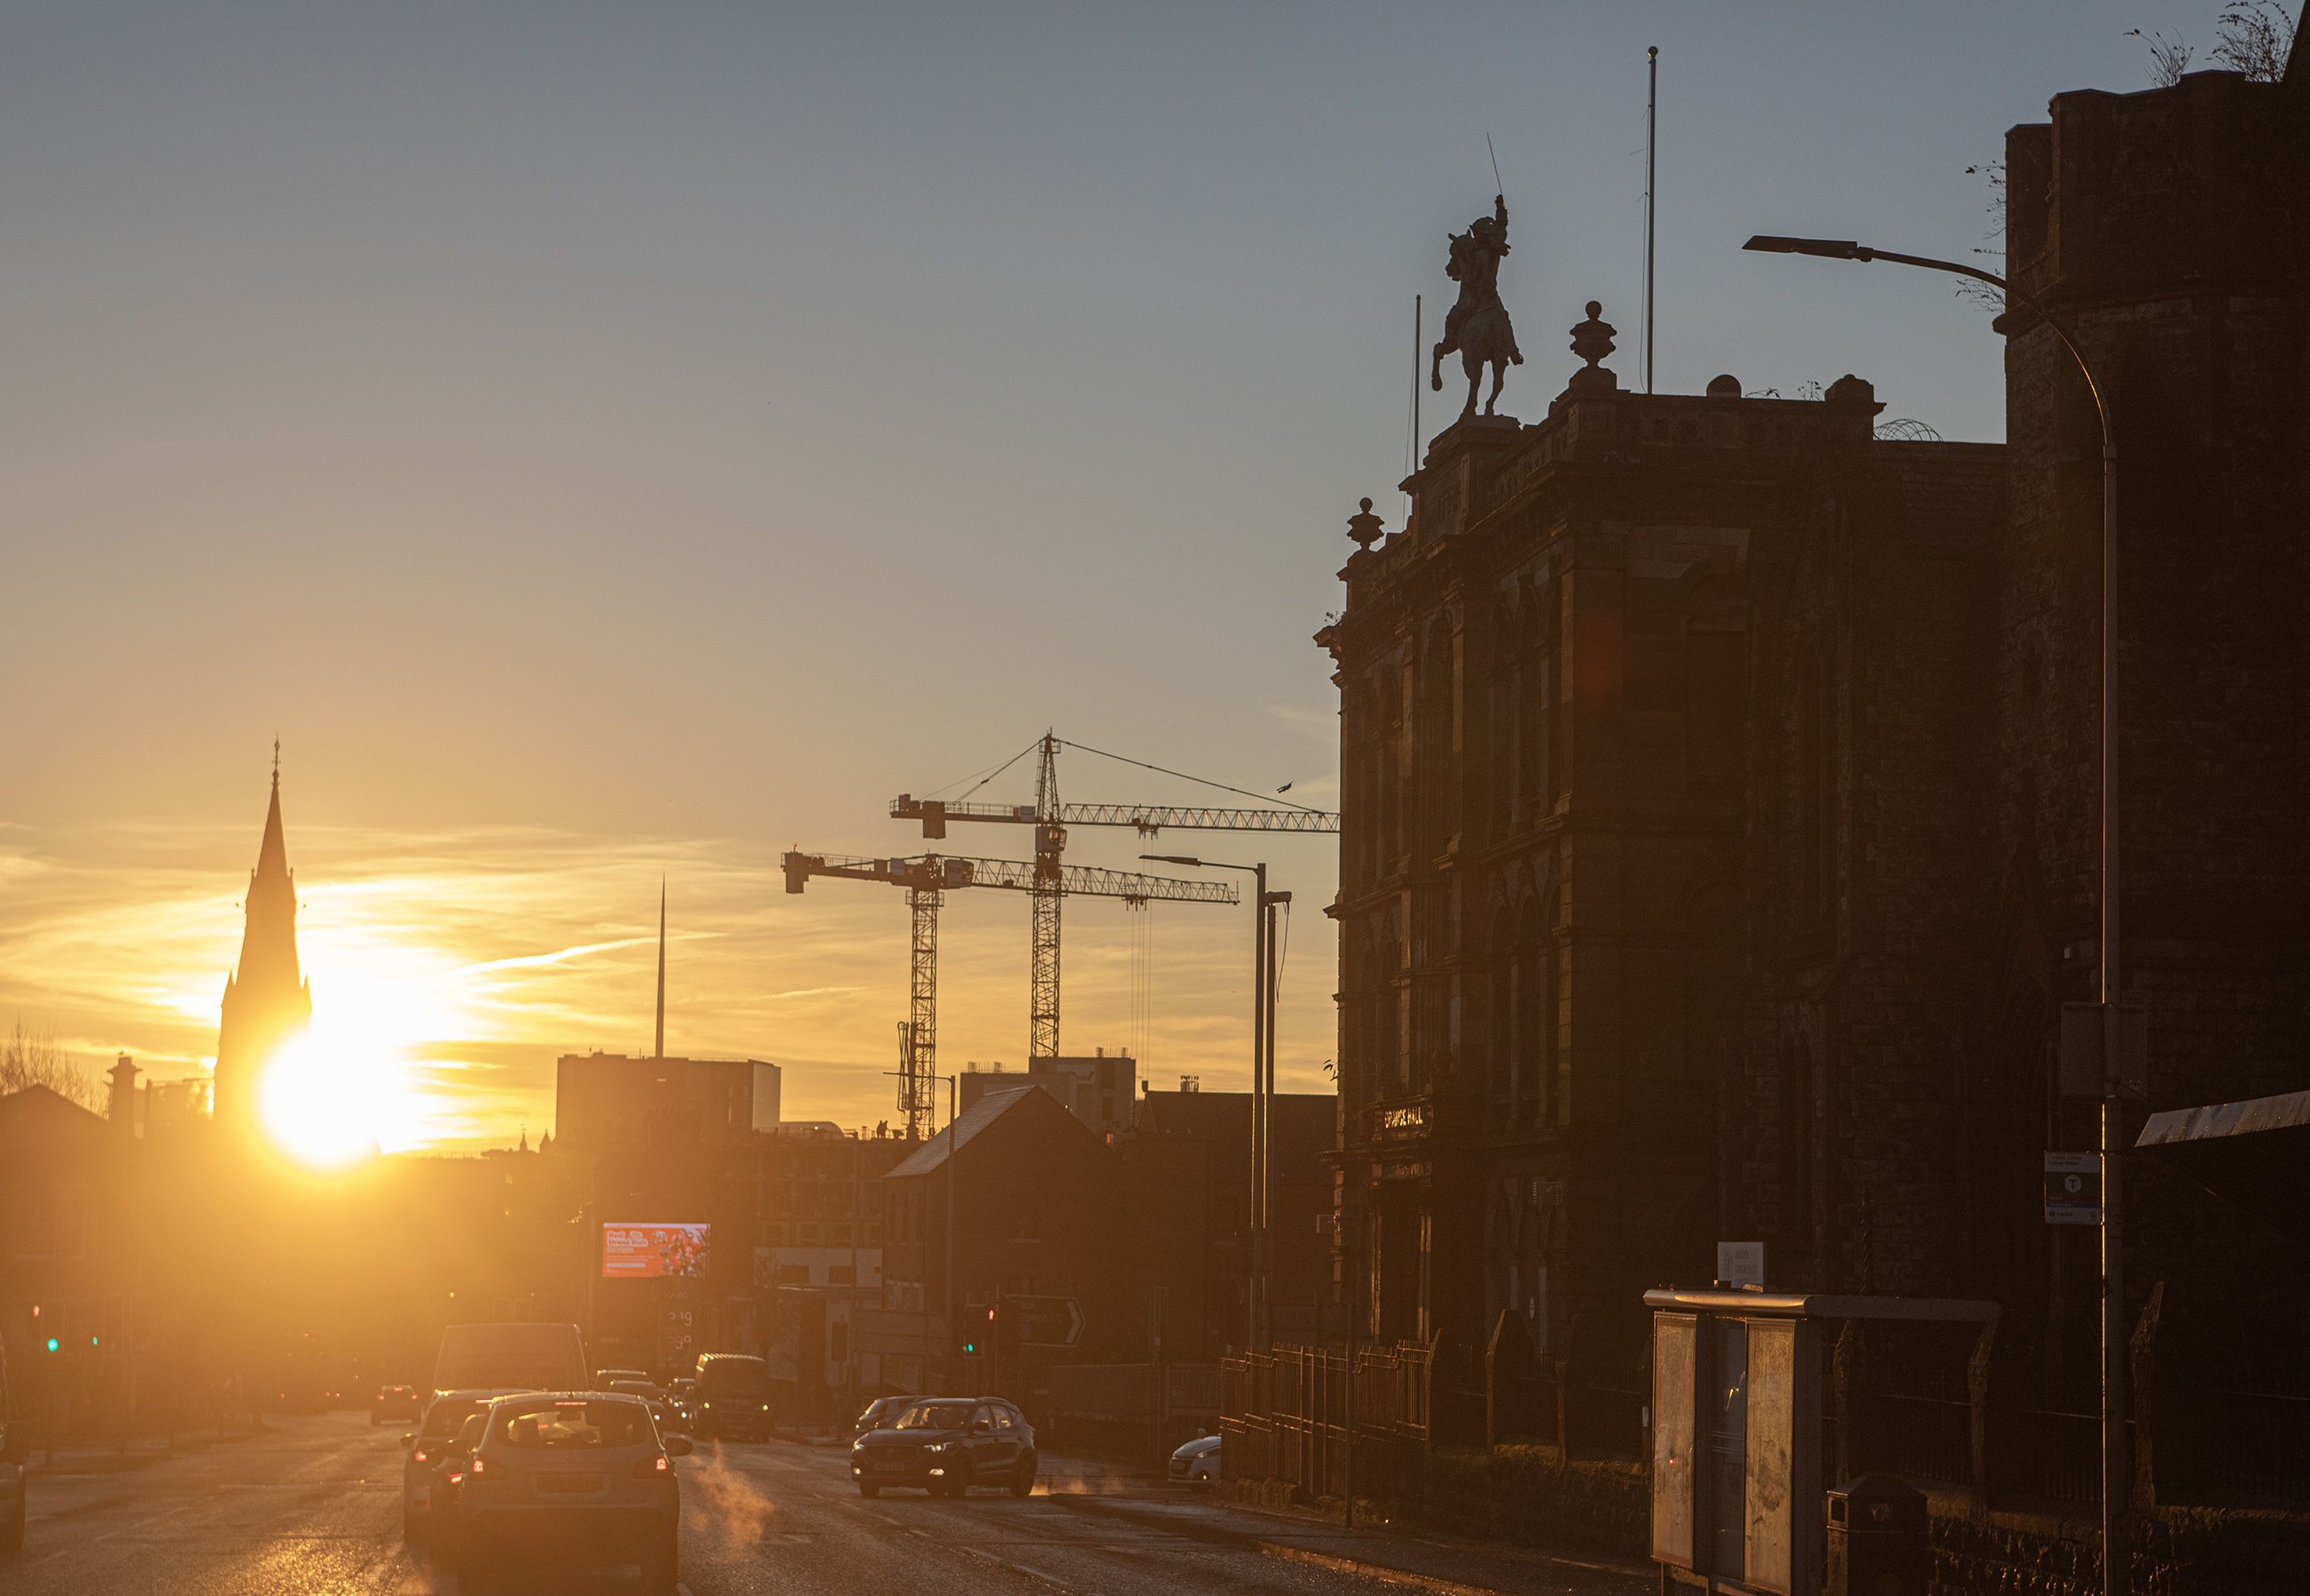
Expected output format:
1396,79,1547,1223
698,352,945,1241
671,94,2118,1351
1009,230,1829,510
890,733,1339,1060
780,849,1237,1140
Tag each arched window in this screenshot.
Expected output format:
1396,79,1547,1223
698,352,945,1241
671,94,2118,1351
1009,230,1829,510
1515,896,1547,1125
1488,906,1515,1104
1417,628,1455,857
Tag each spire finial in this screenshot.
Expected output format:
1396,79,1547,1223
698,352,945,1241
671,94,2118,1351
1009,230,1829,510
654,879,667,1060
272,735,281,788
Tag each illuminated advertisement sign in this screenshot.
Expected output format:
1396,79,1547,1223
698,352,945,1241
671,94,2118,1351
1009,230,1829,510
600,1222,711,1280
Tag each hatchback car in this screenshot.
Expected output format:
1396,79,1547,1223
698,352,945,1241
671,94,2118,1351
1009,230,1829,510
850,1396,1037,1498
372,1384,419,1425
1169,1432,1220,1489
450,1392,690,1593
402,1389,532,1545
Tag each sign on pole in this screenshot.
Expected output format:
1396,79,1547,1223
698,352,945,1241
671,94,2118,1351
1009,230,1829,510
1006,1295,1084,1350
2043,1152,2102,1225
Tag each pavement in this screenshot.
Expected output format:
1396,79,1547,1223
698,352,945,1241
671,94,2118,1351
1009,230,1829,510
0,1409,1651,1595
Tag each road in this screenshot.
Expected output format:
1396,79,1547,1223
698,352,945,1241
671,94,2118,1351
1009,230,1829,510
5,1412,1645,1595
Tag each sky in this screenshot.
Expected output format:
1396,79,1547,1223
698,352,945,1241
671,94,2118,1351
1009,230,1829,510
0,2,2244,1151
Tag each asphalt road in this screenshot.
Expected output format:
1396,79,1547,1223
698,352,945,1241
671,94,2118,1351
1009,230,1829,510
4,1412,1644,1595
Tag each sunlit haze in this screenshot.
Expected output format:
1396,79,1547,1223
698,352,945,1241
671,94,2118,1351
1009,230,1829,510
0,3,2199,1147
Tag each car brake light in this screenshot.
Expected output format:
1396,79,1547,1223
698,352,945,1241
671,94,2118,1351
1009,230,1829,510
630,1455,672,1478
468,1455,487,1475
411,1448,431,1464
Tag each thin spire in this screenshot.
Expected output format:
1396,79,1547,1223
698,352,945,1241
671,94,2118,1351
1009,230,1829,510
272,734,281,788
654,879,667,1060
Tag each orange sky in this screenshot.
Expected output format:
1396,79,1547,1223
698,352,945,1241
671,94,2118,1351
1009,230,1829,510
0,790,1340,1152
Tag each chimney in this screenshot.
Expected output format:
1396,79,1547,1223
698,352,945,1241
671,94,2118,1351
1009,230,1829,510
107,1053,140,1136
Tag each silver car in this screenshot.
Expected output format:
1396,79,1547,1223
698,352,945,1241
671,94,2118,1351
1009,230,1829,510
450,1391,690,1594
402,1388,531,1545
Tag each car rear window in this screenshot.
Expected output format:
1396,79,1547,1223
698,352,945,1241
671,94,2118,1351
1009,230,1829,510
422,1399,489,1439
497,1399,652,1449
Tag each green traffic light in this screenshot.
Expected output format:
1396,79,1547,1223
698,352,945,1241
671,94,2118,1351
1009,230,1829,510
44,1337,59,1352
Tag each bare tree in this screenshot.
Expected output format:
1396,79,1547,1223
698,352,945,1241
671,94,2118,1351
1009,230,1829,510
2211,1,2298,79
1,1017,106,1111
2126,27,2196,84
1955,160,2009,316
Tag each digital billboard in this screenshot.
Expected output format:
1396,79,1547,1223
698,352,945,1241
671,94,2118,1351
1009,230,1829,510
600,1222,711,1280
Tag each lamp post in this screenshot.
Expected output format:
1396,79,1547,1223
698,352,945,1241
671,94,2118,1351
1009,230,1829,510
1144,854,1286,1352
1744,234,2125,1595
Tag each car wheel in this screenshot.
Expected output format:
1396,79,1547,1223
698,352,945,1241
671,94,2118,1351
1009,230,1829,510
1010,1454,1037,1498
857,1481,880,1498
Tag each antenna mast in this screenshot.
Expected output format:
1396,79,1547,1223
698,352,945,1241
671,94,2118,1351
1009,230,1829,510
1644,46,1659,395
654,879,667,1060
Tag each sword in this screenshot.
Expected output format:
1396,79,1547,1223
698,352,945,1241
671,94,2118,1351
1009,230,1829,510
1486,131,1504,201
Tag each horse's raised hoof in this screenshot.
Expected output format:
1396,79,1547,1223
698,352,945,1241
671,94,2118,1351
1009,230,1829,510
1431,373,1443,392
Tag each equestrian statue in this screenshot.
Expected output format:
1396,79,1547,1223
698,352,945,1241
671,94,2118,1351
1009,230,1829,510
1430,193,1524,420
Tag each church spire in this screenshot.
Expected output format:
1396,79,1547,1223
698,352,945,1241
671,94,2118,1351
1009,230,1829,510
215,748,312,1141
654,879,667,1061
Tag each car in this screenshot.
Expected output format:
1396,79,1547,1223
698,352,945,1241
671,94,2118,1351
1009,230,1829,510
372,1384,420,1425
691,1353,772,1442
402,1388,533,1545
591,1367,649,1391
608,1380,678,1433
424,1412,489,1549
0,1334,26,1552
850,1393,927,1441
850,1396,1037,1498
1169,1432,1220,1489
449,1391,690,1594
665,1379,698,1430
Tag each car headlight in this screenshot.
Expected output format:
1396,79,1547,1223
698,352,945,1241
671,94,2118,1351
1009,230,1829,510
927,1441,953,1453
851,1439,866,1451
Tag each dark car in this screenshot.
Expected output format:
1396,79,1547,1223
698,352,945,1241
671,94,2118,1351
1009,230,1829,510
665,1379,697,1430
609,1380,678,1433
424,1412,488,1550
850,1396,1037,1498
691,1354,771,1442
371,1384,419,1425
849,1393,927,1441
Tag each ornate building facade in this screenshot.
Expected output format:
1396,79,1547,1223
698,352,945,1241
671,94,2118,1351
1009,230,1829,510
1322,55,2307,1414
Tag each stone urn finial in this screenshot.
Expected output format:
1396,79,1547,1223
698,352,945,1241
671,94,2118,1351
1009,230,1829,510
1567,300,1619,395
1346,497,1384,552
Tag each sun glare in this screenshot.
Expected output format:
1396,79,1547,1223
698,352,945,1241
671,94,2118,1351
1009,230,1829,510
255,943,474,1165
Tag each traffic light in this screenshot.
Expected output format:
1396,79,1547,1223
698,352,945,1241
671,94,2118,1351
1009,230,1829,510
43,1337,59,1354
960,1303,995,1357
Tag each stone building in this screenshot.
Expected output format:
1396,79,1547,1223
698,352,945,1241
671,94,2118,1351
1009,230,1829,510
1320,51,2307,1416
1320,347,2003,1391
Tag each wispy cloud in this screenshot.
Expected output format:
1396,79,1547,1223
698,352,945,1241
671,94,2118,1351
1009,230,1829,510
0,814,1340,1153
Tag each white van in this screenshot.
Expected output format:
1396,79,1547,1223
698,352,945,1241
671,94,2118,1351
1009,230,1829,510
429,1322,587,1399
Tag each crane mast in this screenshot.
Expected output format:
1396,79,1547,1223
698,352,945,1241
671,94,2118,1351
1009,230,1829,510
890,733,1340,1061
781,847,1235,1139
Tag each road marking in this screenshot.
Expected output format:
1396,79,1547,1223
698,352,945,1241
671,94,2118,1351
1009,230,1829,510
954,1542,1082,1593
1261,1545,1511,1596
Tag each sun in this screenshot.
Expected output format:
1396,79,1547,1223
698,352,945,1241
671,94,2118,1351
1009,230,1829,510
254,959,461,1167
257,1034,383,1169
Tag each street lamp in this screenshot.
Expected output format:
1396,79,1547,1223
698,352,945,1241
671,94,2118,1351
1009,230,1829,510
1143,853,1289,1353
1744,232,2125,1595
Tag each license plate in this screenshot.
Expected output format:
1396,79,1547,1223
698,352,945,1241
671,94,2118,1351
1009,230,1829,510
872,1456,909,1471
537,1475,602,1494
